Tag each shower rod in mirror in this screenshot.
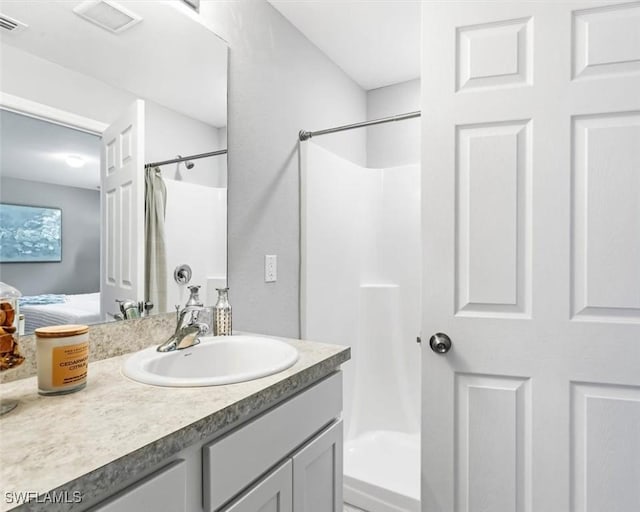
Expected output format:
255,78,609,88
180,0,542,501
299,110,421,141
145,148,228,169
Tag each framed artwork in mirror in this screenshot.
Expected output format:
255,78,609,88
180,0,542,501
0,204,62,263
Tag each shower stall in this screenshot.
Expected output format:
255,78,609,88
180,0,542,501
301,136,421,512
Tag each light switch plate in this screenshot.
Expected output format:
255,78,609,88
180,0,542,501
265,255,277,282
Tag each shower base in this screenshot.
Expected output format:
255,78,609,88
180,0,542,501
343,431,420,512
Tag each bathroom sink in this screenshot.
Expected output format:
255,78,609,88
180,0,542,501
122,336,299,387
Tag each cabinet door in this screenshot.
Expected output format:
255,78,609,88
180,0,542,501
222,460,292,512
292,420,343,512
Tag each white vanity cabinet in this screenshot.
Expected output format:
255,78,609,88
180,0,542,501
89,372,343,512
220,419,343,512
204,373,343,512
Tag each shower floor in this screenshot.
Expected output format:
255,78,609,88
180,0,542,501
343,431,420,512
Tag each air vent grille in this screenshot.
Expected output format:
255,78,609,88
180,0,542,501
0,14,28,34
73,0,141,34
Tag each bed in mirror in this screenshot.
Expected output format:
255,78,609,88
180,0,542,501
0,1,228,334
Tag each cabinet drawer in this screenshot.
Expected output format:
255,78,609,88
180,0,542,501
203,372,342,512
90,460,186,512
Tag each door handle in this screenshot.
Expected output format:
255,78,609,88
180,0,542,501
429,333,452,354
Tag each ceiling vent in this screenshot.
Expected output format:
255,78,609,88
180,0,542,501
0,13,28,34
73,0,142,34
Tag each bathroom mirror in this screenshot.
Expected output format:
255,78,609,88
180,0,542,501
0,1,228,334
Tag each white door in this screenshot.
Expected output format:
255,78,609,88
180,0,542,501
100,99,145,320
421,1,640,512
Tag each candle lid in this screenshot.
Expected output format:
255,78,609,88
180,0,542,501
35,324,89,338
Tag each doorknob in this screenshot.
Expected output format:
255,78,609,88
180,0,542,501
429,333,452,354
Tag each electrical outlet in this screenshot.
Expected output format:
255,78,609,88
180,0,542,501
265,255,277,283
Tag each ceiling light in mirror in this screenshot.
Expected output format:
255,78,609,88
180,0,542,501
65,155,86,168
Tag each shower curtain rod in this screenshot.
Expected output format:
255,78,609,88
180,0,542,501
145,148,228,168
299,111,421,141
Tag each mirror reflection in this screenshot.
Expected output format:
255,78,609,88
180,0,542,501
0,1,228,334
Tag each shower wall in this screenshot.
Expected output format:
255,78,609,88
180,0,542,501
164,179,227,308
301,142,421,440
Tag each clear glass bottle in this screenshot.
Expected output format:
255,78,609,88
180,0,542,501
214,288,232,336
0,282,25,415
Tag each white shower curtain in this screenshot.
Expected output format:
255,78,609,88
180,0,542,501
145,166,167,312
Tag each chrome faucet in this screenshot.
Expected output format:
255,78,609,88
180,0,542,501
157,285,210,352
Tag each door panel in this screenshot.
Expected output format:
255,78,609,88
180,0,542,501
571,112,640,321
457,17,532,92
455,375,531,512
571,383,640,512
572,2,640,80
456,119,531,317
421,1,640,512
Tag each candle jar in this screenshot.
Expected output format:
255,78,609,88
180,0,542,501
35,324,89,396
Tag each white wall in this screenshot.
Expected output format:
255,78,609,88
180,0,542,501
0,44,225,188
0,45,132,124
145,102,226,188
200,0,367,337
367,78,421,168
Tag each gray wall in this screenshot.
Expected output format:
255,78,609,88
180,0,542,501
367,78,421,168
200,0,367,338
0,178,100,296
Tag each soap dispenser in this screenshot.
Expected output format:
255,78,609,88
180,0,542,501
214,288,232,336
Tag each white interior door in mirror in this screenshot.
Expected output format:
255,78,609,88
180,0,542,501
100,99,145,320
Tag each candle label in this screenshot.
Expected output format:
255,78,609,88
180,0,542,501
52,342,89,387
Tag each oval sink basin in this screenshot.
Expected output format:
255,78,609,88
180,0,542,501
122,336,299,387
